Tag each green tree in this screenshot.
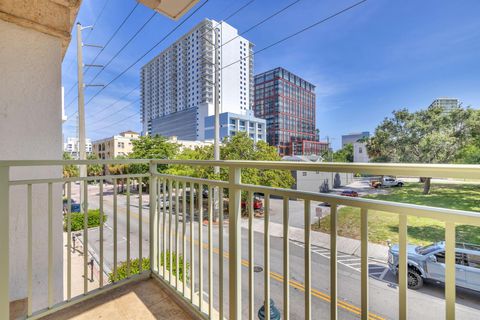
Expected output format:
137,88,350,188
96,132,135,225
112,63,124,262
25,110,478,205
456,145,480,164
456,109,480,164
221,134,294,189
108,155,130,193
169,132,294,189
63,152,79,178
87,154,103,177
333,143,354,162
128,135,180,174
367,105,477,194
167,144,215,179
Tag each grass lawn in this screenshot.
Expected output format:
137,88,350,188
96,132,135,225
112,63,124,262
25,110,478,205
312,183,480,246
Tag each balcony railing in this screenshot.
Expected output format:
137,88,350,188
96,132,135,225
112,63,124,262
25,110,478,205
0,160,480,319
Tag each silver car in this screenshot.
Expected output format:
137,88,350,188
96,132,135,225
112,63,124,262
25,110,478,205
388,241,480,290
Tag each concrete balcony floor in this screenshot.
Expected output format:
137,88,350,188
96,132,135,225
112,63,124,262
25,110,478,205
40,279,194,320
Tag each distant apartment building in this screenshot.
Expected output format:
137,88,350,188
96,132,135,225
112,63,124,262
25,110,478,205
92,131,140,159
204,111,266,143
63,137,92,159
341,131,370,147
253,67,323,156
429,97,459,111
141,19,254,140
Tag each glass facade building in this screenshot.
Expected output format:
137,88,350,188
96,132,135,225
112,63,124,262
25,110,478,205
253,67,326,156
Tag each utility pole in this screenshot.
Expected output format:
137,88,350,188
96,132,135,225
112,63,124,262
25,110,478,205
213,26,220,222
200,24,221,221
76,23,87,212
76,22,103,212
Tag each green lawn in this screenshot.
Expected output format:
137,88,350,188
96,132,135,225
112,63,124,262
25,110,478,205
312,183,480,246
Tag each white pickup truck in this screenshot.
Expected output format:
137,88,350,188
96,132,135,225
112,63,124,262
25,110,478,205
371,177,404,188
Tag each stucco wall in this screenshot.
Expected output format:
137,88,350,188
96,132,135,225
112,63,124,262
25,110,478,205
0,19,63,310
295,170,354,193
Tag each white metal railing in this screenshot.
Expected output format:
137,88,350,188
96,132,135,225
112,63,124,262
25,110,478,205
0,159,480,320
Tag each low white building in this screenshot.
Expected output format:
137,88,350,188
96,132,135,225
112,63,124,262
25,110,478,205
168,136,214,150
283,155,354,193
353,142,369,163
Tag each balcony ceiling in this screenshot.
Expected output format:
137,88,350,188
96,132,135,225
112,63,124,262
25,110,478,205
138,0,200,20
0,0,81,57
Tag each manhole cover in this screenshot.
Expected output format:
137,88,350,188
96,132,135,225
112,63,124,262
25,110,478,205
254,266,263,273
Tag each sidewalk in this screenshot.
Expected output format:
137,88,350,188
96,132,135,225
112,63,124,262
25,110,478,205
241,218,389,261
63,233,100,299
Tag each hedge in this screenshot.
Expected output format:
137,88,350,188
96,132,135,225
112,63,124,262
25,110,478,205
109,251,189,283
63,209,107,231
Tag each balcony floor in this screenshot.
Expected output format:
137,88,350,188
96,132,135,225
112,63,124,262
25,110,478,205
40,278,194,320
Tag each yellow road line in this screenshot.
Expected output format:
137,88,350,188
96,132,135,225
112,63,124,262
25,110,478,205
189,239,385,320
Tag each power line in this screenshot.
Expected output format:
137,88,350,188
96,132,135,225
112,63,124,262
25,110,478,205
89,98,140,127
64,83,77,100
76,0,255,129
220,0,368,72
83,0,211,108
62,0,112,78
87,0,366,134
84,0,112,41
92,110,141,132
222,0,256,21
199,0,301,61
65,85,138,121
63,0,114,110
84,2,140,78
86,86,139,120
84,0,257,115
86,11,157,85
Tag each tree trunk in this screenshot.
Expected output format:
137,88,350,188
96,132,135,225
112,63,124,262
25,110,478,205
423,177,431,194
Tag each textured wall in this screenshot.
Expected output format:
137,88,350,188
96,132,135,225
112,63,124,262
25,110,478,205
0,19,63,310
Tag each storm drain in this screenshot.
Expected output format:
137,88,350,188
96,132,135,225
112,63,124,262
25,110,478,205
254,266,263,273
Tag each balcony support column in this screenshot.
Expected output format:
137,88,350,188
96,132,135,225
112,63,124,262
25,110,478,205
0,166,9,319
228,167,242,320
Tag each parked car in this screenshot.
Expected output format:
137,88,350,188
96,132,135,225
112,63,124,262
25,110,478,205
241,196,263,210
340,190,358,197
388,241,480,290
371,177,404,188
318,202,331,207
158,198,170,209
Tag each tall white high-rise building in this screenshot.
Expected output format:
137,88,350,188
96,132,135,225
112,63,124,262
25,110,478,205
140,19,254,140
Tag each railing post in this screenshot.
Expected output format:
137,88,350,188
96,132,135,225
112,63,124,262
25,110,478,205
229,167,242,320
149,162,158,273
445,221,456,320
0,165,9,319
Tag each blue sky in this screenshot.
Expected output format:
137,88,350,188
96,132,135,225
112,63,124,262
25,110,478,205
62,0,480,150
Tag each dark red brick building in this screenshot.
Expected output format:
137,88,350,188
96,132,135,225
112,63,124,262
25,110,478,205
253,67,328,156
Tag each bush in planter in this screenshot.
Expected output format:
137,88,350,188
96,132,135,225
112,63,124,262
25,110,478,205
109,258,151,283
64,209,107,231
108,251,189,283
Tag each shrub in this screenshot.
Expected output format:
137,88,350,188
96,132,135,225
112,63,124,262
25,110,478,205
109,258,151,283
64,209,107,231
108,251,189,283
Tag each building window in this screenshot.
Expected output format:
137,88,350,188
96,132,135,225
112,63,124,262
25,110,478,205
302,172,307,176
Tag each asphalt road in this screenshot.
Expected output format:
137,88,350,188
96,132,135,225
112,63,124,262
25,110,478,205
69,183,480,319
